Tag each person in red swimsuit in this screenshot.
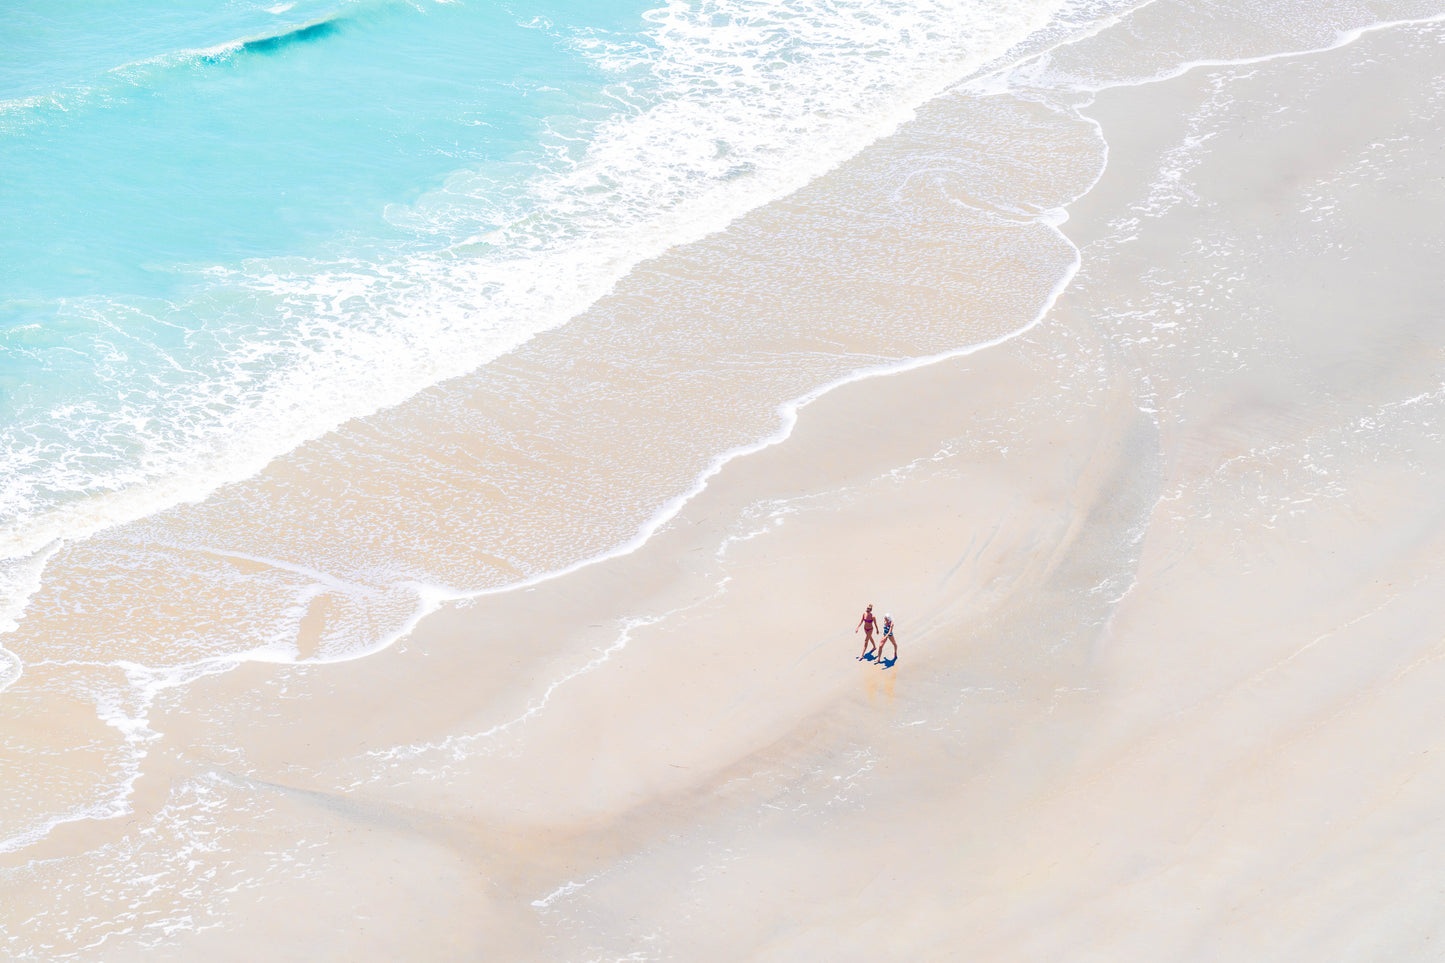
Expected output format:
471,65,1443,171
856,603,879,660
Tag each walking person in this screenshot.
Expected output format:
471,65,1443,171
877,614,898,665
856,603,879,660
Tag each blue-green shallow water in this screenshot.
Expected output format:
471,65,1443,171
2,0,628,299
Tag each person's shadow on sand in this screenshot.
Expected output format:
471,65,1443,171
859,652,897,668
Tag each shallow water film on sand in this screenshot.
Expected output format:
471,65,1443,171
5,0,1445,956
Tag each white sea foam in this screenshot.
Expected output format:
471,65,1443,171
0,540,62,693
532,875,601,910
0,648,20,695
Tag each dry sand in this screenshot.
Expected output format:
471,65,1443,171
8,11,1445,962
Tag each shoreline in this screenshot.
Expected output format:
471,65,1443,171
6,6,1445,958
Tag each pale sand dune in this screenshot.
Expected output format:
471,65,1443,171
91,19,1445,960
8,13,1445,962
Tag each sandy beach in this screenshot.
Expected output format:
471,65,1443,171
6,3,1445,959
